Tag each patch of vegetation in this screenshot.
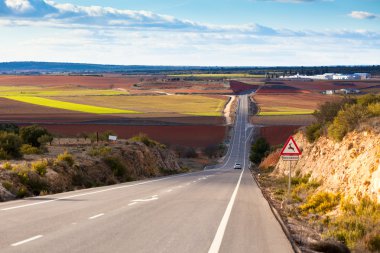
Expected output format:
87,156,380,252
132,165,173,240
88,146,112,157
103,156,129,179
20,144,41,155
0,123,19,133
31,160,48,176
250,137,270,164
20,125,51,148
2,162,13,170
307,94,380,143
129,133,163,148
55,151,75,167
300,191,341,214
0,131,22,159
203,143,226,158
325,196,380,251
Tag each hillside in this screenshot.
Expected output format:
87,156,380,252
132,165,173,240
275,118,380,202
0,139,183,202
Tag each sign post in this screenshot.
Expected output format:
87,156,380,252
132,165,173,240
280,136,302,196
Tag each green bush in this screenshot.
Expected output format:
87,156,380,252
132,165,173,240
300,191,340,214
328,104,370,141
0,123,19,133
367,103,380,116
31,160,48,176
88,146,112,157
129,133,161,147
0,131,22,159
326,196,380,251
313,99,353,124
250,137,270,164
2,162,13,170
56,151,74,167
20,125,51,147
356,94,380,106
103,156,127,178
305,123,323,143
203,143,226,158
20,144,41,155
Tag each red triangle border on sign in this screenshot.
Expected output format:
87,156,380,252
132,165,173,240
280,136,302,156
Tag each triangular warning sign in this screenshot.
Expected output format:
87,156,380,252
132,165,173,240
280,136,302,156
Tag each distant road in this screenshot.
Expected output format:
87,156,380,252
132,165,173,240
0,94,293,253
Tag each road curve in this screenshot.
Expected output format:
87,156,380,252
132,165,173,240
0,95,293,253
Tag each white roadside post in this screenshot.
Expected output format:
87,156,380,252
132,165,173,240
280,136,302,196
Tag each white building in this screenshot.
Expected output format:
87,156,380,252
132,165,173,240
281,72,370,80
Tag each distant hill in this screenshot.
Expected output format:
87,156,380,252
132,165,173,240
0,61,379,75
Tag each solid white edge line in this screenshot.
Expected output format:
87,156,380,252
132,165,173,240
208,168,245,253
89,213,104,220
11,235,43,247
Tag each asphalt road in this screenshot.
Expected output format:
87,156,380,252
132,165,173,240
0,95,293,253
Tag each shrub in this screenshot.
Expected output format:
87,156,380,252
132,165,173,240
129,133,160,147
250,137,270,164
37,134,53,146
20,144,40,155
356,94,380,106
328,104,370,141
2,162,13,170
313,99,353,124
0,123,19,133
16,186,28,198
103,156,127,178
88,146,112,157
20,125,51,147
0,131,22,159
31,160,48,176
305,123,323,143
367,103,380,117
203,143,226,158
300,191,340,214
56,151,74,167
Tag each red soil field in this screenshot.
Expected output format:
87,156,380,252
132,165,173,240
30,124,226,148
260,125,301,146
230,80,259,94
257,84,308,94
0,75,140,89
281,80,379,92
253,93,339,110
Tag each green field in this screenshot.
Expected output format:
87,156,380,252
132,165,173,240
0,86,127,96
168,74,265,78
258,106,314,116
3,96,140,114
54,95,227,116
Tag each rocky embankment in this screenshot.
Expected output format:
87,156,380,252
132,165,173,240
0,140,183,201
275,118,380,202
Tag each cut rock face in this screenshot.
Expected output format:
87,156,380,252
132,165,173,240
0,184,15,202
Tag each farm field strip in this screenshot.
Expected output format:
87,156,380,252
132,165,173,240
0,86,127,96
258,106,314,116
54,95,227,117
168,74,265,78
2,96,140,114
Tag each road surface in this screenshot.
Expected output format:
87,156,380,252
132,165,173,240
0,95,293,253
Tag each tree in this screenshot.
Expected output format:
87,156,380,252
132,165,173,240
37,134,54,146
20,125,51,147
0,123,19,133
250,137,270,164
0,131,22,159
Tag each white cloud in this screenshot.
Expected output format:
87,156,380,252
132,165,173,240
349,11,378,20
5,0,33,13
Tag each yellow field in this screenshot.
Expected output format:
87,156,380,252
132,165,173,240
168,74,265,78
3,96,139,114
54,95,227,116
258,106,314,116
0,86,127,96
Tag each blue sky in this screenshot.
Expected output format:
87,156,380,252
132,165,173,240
0,0,379,66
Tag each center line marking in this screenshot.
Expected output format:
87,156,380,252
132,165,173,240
89,213,104,220
11,235,43,247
